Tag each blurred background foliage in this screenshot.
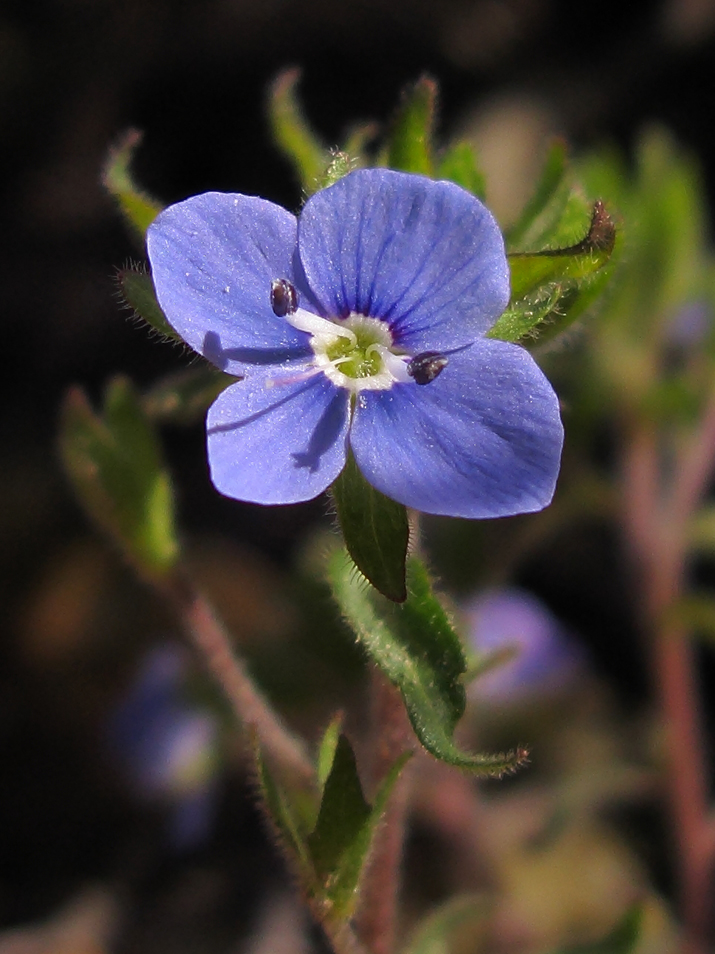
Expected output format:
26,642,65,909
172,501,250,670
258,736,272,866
4,0,715,952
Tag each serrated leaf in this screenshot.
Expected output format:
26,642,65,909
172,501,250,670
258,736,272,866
118,267,179,341
328,552,527,775
548,905,642,954
308,734,410,918
59,378,179,579
506,201,616,302
387,75,436,176
268,69,329,194
317,714,343,790
103,130,163,241
402,894,490,954
330,452,409,603
143,367,235,425
437,142,486,200
506,140,569,250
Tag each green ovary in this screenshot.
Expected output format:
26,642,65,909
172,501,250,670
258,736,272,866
326,328,384,378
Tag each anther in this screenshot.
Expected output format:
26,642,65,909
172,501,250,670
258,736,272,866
270,279,298,317
407,351,448,385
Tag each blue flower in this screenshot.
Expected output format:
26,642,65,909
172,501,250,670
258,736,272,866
147,169,563,518
465,589,584,702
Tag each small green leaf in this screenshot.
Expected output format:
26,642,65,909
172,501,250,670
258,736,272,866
506,201,616,302
308,735,370,883
317,714,343,790
118,267,179,341
437,142,486,200
402,894,490,954
308,734,410,918
103,129,163,240
143,367,236,425
487,282,565,343
320,151,356,188
387,75,437,176
548,906,642,954
268,69,329,194
506,140,569,250
328,552,527,775
59,378,179,579
330,452,409,603
255,743,315,879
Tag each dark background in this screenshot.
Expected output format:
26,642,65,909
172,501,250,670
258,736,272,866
1,0,715,949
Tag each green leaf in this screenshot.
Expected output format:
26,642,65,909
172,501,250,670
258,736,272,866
387,75,437,175
437,142,486,200
317,714,343,790
506,201,616,302
254,743,315,879
402,895,490,954
268,69,329,194
506,140,569,250
143,366,236,425
59,378,179,579
330,452,409,603
487,201,617,346
487,282,565,343
118,267,180,341
548,906,642,954
328,551,527,775
308,734,410,918
103,129,163,240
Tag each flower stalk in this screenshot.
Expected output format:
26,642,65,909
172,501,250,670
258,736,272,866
159,567,315,788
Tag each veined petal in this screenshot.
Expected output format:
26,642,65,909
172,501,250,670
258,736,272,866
297,169,510,352
206,372,350,505
147,192,311,376
349,340,563,518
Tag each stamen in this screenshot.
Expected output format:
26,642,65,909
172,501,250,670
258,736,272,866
270,279,298,317
407,351,449,385
286,307,358,346
369,345,412,384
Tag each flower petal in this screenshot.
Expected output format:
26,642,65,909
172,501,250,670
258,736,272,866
297,169,510,352
349,340,563,518
147,192,311,375
206,372,350,505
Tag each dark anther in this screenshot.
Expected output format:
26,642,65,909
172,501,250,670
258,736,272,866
270,279,298,317
407,351,448,385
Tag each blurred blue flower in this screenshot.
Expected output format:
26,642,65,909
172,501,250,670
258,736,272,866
147,169,563,518
106,645,219,850
465,589,584,702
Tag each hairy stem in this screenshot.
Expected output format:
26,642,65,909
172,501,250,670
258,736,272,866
160,568,315,787
355,669,414,954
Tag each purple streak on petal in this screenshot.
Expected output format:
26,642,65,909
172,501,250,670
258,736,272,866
465,589,584,702
350,340,563,518
297,169,510,351
206,373,350,504
147,192,312,375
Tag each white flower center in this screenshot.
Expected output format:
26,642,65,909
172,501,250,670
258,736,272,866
287,308,412,392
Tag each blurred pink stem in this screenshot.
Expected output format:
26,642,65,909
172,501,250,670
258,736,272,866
622,419,713,954
161,569,315,787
